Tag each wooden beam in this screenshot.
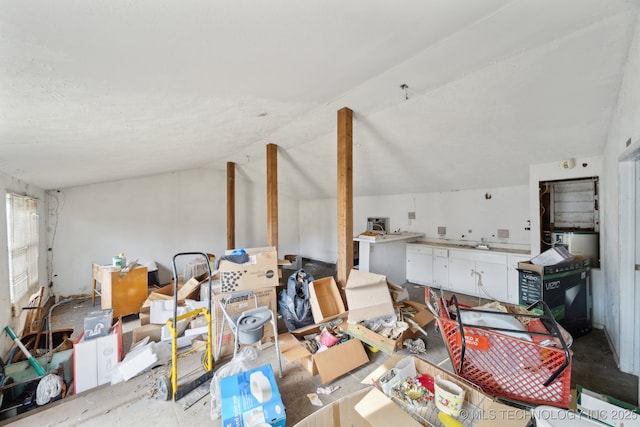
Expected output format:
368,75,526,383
227,162,236,250
336,107,353,287
267,143,278,249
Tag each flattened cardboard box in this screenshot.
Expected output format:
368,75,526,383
212,285,277,361
278,313,369,384
309,276,346,324
344,269,395,324
219,247,279,292
359,355,530,427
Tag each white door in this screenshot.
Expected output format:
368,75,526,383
632,159,640,375
618,151,640,379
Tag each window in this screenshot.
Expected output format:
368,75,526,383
5,192,39,306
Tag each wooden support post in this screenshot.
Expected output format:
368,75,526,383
337,107,353,287
227,162,236,250
267,143,278,249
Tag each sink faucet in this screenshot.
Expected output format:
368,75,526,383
476,238,490,249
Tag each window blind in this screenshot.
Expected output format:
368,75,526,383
5,192,39,304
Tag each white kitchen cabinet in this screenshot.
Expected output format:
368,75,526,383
432,248,449,289
508,254,531,304
449,250,509,302
406,244,433,285
475,260,509,302
404,242,529,303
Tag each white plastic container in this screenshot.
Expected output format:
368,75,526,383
379,356,417,396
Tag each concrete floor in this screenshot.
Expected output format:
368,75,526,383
1,259,638,426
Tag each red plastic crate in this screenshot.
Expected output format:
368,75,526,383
430,291,572,408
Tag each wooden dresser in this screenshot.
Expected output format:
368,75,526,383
92,264,148,318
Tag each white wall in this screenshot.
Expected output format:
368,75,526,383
529,156,604,328
50,167,299,296
0,171,47,357
299,185,530,263
602,11,640,373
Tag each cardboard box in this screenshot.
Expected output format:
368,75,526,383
220,363,286,427
131,323,163,346
140,312,150,325
140,274,205,313
518,257,591,336
293,388,371,427
576,386,640,427
344,269,395,324
359,355,531,427
518,256,590,276
398,300,436,332
347,301,434,355
150,301,189,325
83,309,113,340
218,247,278,293
387,280,409,303
309,276,346,323
278,314,369,383
74,320,123,394
530,246,574,266
212,285,277,360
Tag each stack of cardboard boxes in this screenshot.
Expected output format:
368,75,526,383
279,268,435,384
131,247,279,358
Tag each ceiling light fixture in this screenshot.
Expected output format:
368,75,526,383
400,83,409,100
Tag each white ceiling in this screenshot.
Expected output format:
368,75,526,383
1,0,638,199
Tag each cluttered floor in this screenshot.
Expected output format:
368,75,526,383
1,258,638,426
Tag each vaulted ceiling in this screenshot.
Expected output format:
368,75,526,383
1,1,638,199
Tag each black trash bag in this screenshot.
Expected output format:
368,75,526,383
278,269,315,331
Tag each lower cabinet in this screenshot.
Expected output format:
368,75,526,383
405,243,528,303
432,249,449,289
475,260,509,302
406,244,433,285
446,250,509,303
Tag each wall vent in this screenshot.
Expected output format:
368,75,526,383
497,229,509,239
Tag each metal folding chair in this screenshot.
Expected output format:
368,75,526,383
217,290,282,378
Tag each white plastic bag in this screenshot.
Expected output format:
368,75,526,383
210,347,258,420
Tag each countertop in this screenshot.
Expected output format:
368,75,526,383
354,232,425,243
409,240,531,255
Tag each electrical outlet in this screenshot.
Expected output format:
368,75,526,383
408,211,416,220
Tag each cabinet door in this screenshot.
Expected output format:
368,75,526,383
448,257,475,296
475,261,509,303
406,248,433,285
433,256,450,289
